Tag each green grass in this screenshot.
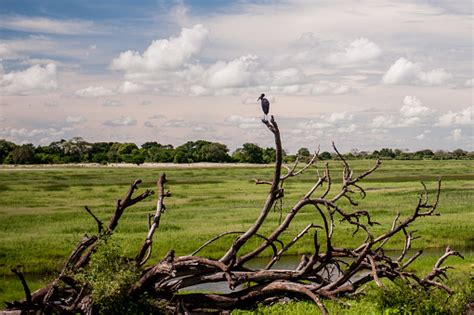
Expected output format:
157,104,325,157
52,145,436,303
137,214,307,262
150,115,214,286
0,160,473,309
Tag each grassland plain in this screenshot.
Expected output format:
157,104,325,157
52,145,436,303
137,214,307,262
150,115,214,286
0,160,473,312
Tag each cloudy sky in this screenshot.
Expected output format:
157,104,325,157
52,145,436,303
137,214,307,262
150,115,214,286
0,0,472,153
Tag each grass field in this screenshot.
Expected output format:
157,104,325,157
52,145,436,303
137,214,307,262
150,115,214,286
0,160,473,311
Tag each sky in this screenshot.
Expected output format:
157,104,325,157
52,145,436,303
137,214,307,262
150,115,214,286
0,0,472,153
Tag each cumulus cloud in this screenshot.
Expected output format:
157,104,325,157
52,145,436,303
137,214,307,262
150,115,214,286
400,96,431,117
371,115,396,128
382,58,421,84
103,116,137,126
206,55,257,88
66,115,86,124
109,24,354,97
383,58,452,85
417,68,452,85
74,85,114,98
189,85,209,96
271,68,305,86
337,124,357,133
328,38,381,65
437,107,472,126
323,111,353,123
111,24,208,73
0,63,57,95
118,81,146,94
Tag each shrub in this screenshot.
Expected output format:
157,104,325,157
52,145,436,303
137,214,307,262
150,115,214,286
75,237,165,314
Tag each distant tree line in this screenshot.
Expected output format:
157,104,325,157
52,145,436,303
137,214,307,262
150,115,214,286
0,137,472,165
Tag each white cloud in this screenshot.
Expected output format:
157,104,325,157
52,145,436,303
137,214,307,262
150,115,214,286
111,24,208,72
190,85,209,96
437,107,472,126
74,85,114,98
371,115,396,128
382,58,421,84
383,58,452,85
271,68,304,86
451,128,462,141
400,96,430,117
417,68,452,85
103,116,137,126
464,78,473,87
328,38,381,65
0,43,18,59
338,124,357,133
0,63,57,95
399,116,421,126
206,55,257,88
324,111,353,123
66,115,86,124
0,16,95,35
118,81,146,94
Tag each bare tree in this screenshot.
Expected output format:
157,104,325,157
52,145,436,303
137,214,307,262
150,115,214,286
5,116,463,314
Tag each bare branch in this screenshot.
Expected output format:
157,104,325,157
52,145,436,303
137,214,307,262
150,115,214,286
84,206,103,234
11,268,32,306
136,173,169,266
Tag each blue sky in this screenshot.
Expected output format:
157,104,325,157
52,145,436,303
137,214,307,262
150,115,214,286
0,0,472,152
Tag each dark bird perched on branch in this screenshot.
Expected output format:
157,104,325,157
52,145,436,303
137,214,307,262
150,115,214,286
258,93,270,121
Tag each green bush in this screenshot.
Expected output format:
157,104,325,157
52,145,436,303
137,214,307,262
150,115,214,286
369,276,473,315
75,237,165,314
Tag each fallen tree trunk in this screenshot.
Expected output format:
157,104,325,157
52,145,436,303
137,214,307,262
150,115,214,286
5,116,463,314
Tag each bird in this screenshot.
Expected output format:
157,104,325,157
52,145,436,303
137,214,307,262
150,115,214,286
258,93,270,121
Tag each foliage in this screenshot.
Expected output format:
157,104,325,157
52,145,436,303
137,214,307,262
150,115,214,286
75,237,165,314
368,275,473,315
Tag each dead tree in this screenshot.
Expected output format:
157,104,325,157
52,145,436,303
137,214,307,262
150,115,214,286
5,116,463,314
